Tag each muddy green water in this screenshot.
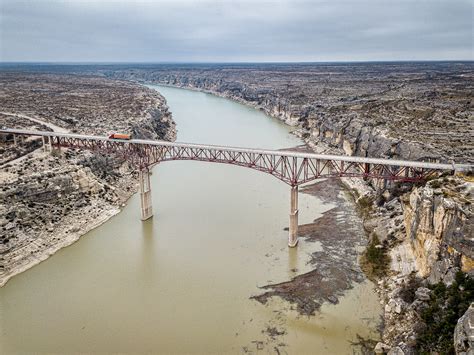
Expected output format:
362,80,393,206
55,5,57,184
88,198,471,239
0,85,381,354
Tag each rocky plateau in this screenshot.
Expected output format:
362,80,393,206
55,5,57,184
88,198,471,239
0,72,176,286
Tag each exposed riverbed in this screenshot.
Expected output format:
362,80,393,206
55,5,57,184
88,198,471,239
0,85,381,353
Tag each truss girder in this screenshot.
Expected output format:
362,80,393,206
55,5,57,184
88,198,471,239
48,136,441,186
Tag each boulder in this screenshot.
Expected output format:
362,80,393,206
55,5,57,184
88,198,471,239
414,287,431,301
388,346,405,355
454,304,474,354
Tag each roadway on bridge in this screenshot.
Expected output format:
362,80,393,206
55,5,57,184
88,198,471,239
1,128,471,172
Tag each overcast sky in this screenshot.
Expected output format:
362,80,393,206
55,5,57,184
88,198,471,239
0,0,472,62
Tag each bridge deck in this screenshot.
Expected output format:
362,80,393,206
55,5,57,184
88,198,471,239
1,128,471,171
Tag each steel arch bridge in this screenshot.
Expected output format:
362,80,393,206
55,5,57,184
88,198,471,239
2,128,471,247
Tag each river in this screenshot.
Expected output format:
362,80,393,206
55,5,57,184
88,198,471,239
0,85,381,354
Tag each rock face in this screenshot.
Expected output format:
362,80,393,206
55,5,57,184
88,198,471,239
365,175,473,353
402,178,473,283
454,304,474,355
0,73,176,286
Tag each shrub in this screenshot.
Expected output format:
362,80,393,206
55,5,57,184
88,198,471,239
357,195,374,217
360,234,390,280
399,273,422,303
429,180,442,189
416,271,474,354
50,148,61,157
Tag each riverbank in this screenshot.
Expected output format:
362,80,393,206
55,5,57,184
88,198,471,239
2,80,383,354
0,73,176,287
135,79,472,353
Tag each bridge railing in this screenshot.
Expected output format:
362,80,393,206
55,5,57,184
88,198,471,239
2,128,471,186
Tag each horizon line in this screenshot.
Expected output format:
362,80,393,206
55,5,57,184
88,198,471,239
1,59,473,65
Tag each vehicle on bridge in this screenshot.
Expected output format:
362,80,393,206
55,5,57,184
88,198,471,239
108,133,131,140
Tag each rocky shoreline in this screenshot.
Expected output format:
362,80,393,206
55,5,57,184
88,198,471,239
0,73,176,287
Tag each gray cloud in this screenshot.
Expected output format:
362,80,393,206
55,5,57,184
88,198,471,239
0,0,472,62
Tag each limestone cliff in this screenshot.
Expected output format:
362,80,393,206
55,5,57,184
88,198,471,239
402,177,473,283
372,176,473,353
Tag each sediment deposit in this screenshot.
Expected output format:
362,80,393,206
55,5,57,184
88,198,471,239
251,178,367,316
0,73,176,286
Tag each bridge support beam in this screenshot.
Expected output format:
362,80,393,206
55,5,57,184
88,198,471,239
139,168,153,221
288,185,299,247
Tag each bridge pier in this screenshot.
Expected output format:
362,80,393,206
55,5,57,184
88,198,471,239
139,168,153,221
42,136,52,153
288,185,299,247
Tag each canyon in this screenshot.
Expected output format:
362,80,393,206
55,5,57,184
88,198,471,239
85,62,473,354
0,63,472,353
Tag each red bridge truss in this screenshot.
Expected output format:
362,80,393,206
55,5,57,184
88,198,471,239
2,129,471,247
3,129,468,185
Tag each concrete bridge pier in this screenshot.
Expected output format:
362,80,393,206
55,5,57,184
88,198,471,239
42,136,52,152
288,185,299,247
139,168,153,221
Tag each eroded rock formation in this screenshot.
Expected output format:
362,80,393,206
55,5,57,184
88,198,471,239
402,178,473,282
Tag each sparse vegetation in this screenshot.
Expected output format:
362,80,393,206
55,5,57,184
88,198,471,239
429,180,442,189
357,195,374,217
416,271,474,354
462,173,474,183
360,234,390,279
50,147,61,157
399,273,422,303
389,182,412,198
